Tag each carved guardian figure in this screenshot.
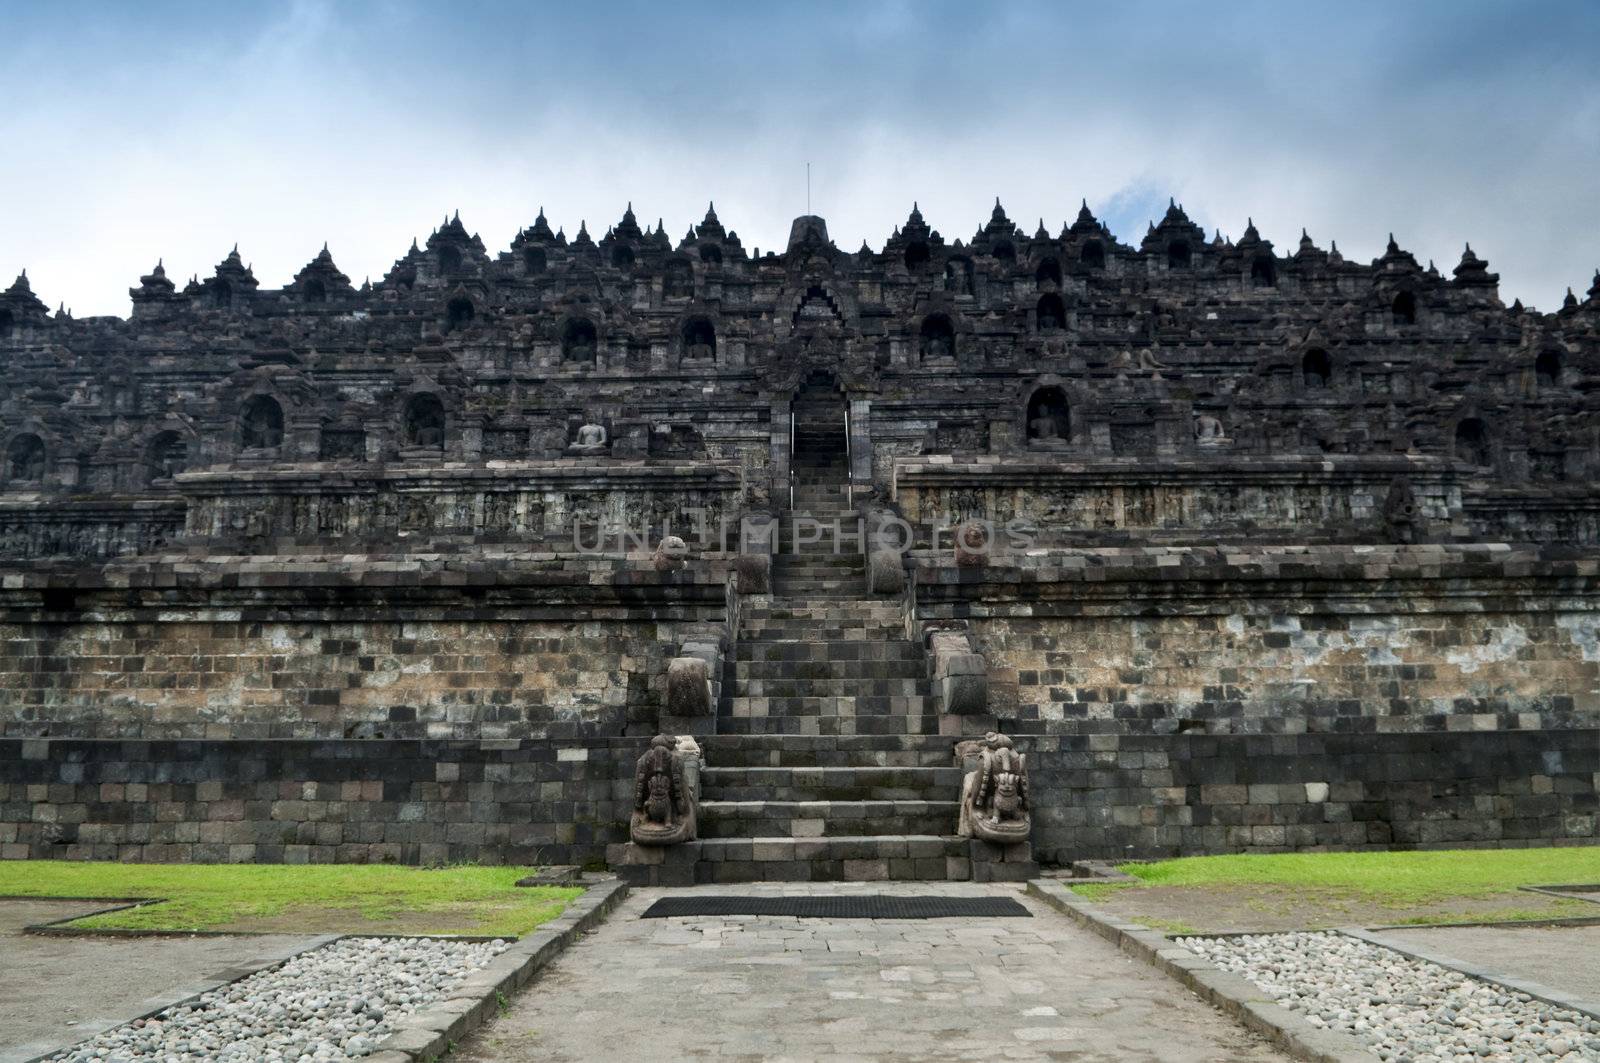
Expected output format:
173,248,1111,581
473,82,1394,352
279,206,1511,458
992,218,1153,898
630,733,697,845
958,732,1031,845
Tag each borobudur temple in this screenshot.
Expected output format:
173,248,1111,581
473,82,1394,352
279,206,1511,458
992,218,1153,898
1,198,1596,882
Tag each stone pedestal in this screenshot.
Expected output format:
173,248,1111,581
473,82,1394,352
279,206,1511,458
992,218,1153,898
608,840,701,887
968,839,1038,882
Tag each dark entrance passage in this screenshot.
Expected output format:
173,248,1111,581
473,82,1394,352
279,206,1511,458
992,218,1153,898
790,370,849,514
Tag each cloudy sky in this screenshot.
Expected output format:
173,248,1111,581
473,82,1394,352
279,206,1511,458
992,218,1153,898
3,0,1597,317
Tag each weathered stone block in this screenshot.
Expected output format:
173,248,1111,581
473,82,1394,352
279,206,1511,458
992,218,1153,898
667,656,712,716
867,549,905,596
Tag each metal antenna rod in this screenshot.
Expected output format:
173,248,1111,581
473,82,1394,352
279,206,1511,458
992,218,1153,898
806,162,811,215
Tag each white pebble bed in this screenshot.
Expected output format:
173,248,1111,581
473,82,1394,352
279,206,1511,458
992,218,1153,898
47,935,511,1062
1179,931,1600,1062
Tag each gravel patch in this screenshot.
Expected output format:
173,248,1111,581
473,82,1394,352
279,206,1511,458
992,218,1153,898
1180,931,1600,1062
46,936,510,1062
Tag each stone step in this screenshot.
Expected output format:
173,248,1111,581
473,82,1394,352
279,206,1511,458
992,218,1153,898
701,765,961,802
690,836,970,883
771,553,864,566
743,601,901,619
699,800,960,839
700,733,953,767
714,714,943,737
729,676,930,698
727,694,933,716
768,573,865,584
732,661,927,683
739,622,907,640
735,640,922,663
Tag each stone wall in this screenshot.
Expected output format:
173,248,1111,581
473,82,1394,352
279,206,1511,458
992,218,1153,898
0,737,632,866
0,554,728,741
974,609,1600,735
891,455,1462,543
2,729,1591,867
1025,729,1598,864
915,543,1600,735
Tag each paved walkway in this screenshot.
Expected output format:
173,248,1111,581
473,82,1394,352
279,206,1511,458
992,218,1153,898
458,883,1287,1062
0,899,321,1063
1369,923,1600,1017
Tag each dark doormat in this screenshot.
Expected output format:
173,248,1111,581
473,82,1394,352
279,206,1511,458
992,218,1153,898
640,895,1032,919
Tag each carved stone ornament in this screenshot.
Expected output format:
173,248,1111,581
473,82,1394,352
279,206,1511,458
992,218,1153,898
630,733,698,845
958,732,1031,845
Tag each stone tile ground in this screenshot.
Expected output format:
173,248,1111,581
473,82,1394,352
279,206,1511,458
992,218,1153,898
456,882,1289,1062
0,899,321,1063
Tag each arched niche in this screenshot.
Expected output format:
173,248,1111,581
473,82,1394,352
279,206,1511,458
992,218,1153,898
437,245,462,273
445,296,475,333
1454,417,1490,467
699,244,723,266
303,279,327,304
403,393,446,450
904,242,930,272
1536,348,1562,389
611,244,635,269
793,286,844,328
1302,348,1332,389
212,281,233,309
1025,386,1069,444
682,317,716,361
562,318,598,363
664,258,693,299
919,313,956,362
944,257,973,295
1036,293,1067,332
4,433,45,484
145,431,187,484
1080,240,1105,269
992,241,1016,264
523,246,547,275
1035,258,1063,289
1167,241,1191,269
0,309,14,333
240,395,285,451
1250,256,1276,287
1392,291,1417,325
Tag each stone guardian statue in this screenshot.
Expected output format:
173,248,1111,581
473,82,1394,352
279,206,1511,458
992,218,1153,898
958,732,1031,845
630,734,697,845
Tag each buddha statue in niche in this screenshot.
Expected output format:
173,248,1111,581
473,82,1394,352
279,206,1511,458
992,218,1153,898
568,421,609,455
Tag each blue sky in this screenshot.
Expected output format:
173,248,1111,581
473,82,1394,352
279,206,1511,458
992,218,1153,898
2,0,1597,316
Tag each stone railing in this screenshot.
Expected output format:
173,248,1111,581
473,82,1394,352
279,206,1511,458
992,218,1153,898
922,620,989,718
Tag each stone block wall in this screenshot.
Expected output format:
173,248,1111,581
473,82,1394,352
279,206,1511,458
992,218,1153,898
915,544,1600,735
2,729,1592,867
0,554,729,741
976,609,1600,734
0,618,681,741
1024,729,1599,864
0,738,633,866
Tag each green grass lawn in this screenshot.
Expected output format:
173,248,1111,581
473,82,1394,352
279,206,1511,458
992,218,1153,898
0,862,581,937
1084,847,1600,903
1067,848,1600,932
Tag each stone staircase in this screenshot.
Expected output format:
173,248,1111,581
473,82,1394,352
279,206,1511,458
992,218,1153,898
614,406,1034,884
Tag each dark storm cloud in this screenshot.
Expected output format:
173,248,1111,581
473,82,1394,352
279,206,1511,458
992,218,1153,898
1,0,1595,315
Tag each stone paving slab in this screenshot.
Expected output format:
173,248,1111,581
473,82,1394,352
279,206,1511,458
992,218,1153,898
1364,923,1600,1018
0,899,324,1063
454,882,1289,1062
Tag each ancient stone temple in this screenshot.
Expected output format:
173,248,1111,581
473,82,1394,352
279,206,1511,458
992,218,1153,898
1,199,1597,880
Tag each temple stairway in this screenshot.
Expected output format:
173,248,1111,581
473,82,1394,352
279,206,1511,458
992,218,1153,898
616,390,1032,883
630,400,1032,884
